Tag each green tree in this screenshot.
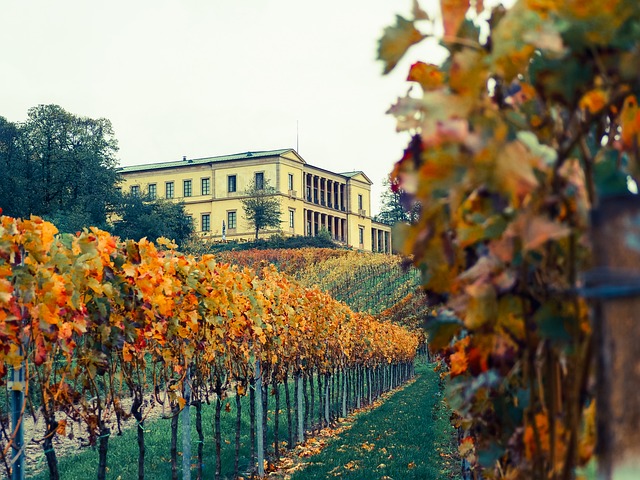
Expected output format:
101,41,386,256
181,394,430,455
0,116,28,217
241,179,282,239
0,104,121,230
374,176,419,226
111,192,194,248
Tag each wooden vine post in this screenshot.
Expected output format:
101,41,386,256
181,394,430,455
9,350,25,480
182,366,191,480
9,248,26,480
297,372,304,442
255,357,264,478
589,195,640,478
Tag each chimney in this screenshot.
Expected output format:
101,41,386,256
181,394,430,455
183,155,187,161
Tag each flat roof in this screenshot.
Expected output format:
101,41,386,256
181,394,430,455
118,148,294,173
118,149,373,185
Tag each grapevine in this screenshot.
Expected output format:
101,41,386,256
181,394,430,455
0,214,419,479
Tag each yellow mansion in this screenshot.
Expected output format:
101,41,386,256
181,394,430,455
118,148,391,253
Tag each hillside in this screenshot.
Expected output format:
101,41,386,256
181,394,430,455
216,248,433,327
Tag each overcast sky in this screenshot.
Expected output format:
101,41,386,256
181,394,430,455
1,0,452,214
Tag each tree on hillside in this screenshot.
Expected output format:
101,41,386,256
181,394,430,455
374,176,419,225
111,192,194,248
0,104,121,230
242,179,282,239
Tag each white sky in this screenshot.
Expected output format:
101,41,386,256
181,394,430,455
1,0,451,214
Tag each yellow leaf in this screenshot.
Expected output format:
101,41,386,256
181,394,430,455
496,140,539,205
378,16,424,74
579,89,608,114
407,62,444,91
464,282,497,329
619,95,640,150
458,436,474,458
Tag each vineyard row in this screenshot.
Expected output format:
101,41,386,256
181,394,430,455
0,216,421,480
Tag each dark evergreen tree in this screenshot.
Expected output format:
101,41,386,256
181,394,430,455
111,192,195,248
374,176,420,226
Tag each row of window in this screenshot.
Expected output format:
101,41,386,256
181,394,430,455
199,209,295,233
131,178,211,199
200,211,237,232
131,172,296,199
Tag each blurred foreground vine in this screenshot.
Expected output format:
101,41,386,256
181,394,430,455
379,0,640,478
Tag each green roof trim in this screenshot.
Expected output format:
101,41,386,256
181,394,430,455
339,171,372,184
118,148,295,173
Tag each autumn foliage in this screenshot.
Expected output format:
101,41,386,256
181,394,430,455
0,215,419,478
379,0,640,478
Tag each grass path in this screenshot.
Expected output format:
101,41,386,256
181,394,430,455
282,361,458,480
27,361,456,480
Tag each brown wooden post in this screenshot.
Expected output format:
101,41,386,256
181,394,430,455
590,195,640,477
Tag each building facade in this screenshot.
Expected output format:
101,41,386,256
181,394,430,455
118,148,391,253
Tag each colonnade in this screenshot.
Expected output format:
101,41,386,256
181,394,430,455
371,227,391,254
304,172,347,211
303,208,347,242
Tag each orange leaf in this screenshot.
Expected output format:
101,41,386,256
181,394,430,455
449,350,468,377
441,0,470,37
56,419,67,436
407,62,445,91
579,89,608,114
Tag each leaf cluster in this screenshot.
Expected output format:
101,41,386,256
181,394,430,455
378,0,640,476
0,214,420,475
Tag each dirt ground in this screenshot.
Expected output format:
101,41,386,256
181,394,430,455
17,394,167,477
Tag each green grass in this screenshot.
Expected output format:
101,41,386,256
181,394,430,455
28,382,295,480
288,361,458,480
27,363,457,480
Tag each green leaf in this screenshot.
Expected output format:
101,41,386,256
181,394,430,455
533,303,572,343
594,149,631,198
477,441,505,468
529,54,592,105
425,313,463,350
378,15,424,75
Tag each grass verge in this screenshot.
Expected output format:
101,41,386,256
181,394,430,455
281,361,458,480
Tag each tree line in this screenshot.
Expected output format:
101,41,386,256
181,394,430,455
1,105,314,247
0,104,195,246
